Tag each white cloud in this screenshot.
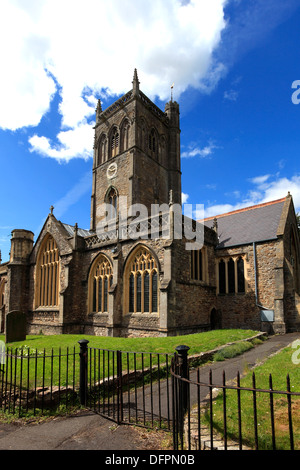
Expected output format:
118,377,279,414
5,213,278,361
0,2,56,130
28,122,95,162
224,89,239,101
0,0,228,160
182,192,189,204
248,174,271,185
203,174,300,218
181,141,218,158
259,176,300,209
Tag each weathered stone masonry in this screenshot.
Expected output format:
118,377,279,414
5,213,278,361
0,71,299,337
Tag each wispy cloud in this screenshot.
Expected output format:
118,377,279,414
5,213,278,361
181,141,219,159
218,0,300,68
53,171,92,220
248,174,271,185
224,89,239,101
33,170,92,238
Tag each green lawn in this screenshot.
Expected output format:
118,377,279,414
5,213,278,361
207,344,300,450
0,329,260,418
0,329,258,356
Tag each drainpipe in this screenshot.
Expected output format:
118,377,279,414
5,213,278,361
253,241,271,310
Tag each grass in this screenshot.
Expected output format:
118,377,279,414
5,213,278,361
0,329,259,356
0,330,259,389
205,345,300,450
0,329,260,420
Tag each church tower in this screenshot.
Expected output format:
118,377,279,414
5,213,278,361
90,69,181,232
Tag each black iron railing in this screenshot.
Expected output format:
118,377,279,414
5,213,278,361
1,339,299,451
83,341,172,430
0,346,80,416
171,351,300,451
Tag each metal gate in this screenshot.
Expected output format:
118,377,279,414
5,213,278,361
79,340,172,431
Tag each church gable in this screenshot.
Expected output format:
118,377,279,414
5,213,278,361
30,211,74,265
1,70,299,337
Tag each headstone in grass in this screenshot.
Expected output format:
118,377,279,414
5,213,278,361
5,310,26,343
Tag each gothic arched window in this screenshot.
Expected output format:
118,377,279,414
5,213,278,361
149,128,158,160
218,260,226,294
237,257,245,293
139,119,147,152
106,187,118,220
149,129,156,152
36,235,60,307
191,249,203,281
121,120,130,152
159,136,167,166
110,127,119,158
0,279,5,309
228,258,235,293
126,247,158,314
90,254,113,313
97,134,107,165
217,256,246,295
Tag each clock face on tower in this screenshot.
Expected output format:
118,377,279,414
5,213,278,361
106,162,118,179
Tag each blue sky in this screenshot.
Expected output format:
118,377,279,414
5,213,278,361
1,0,300,262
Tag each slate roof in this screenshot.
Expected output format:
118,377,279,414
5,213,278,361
202,198,286,249
62,223,93,238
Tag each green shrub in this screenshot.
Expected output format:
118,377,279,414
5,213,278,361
213,341,254,361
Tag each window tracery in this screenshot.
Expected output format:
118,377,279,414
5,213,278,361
126,248,158,313
97,134,107,165
89,254,113,313
217,256,246,295
110,127,119,158
106,187,118,220
36,235,60,307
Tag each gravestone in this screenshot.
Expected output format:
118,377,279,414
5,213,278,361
5,310,26,343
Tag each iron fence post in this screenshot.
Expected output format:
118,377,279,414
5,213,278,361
175,345,190,449
117,350,123,425
78,339,89,406
175,345,190,412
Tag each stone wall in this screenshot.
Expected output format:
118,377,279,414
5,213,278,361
215,239,284,333
281,197,300,331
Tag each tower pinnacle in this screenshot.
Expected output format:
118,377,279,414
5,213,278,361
132,68,140,95
96,99,102,124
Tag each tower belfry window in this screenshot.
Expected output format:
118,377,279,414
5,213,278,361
121,120,130,152
98,135,107,165
111,128,119,158
149,129,156,151
106,187,118,220
149,128,157,159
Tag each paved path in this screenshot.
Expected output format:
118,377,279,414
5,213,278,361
0,332,299,451
132,331,300,422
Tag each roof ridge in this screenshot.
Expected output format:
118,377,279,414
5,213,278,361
202,197,286,221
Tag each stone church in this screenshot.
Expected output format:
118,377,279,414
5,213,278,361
0,70,299,337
